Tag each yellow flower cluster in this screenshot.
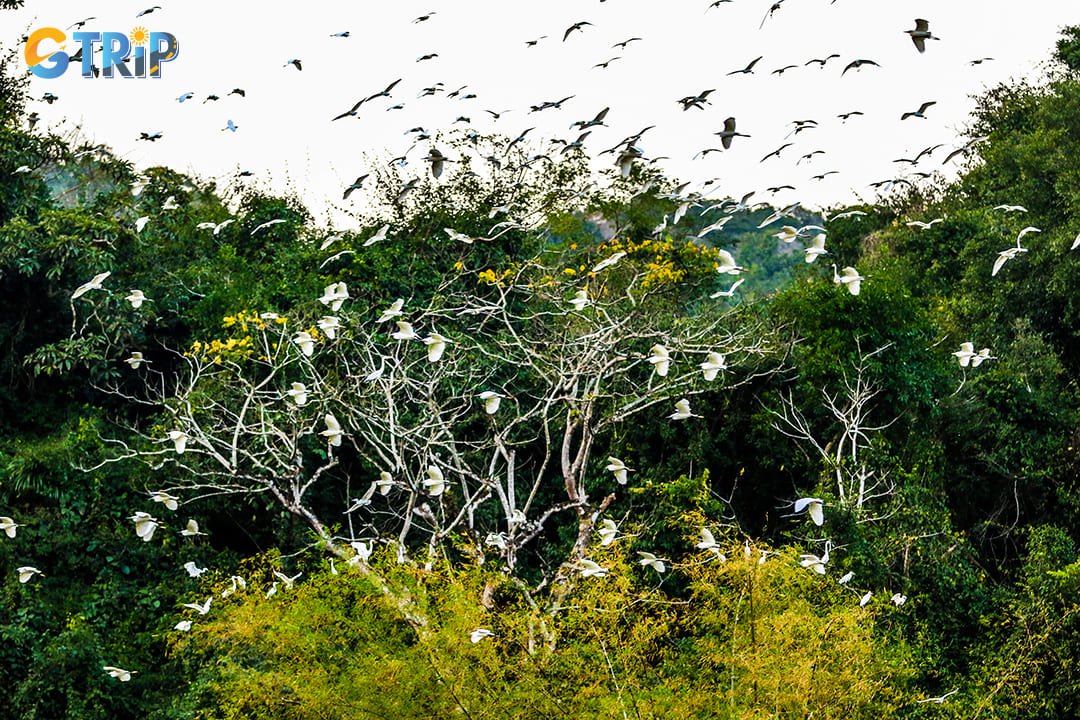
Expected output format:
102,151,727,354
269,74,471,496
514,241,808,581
222,310,286,332
188,335,254,363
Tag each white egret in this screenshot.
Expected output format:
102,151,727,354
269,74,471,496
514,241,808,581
376,471,395,495
180,519,205,537
591,251,627,273
992,243,1028,276
363,224,391,247
774,226,799,243
129,511,159,541
993,205,1027,213
859,590,873,607
1017,226,1042,241
696,528,720,554
971,348,995,367
423,465,447,495
125,289,148,308
953,342,976,367
124,352,148,369
320,414,344,447
804,233,828,263
570,288,590,311
17,566,42,583
605,457,632,485
377,298,405,322
318,282,349,311
598,518,619,546
638,551,667,573
700,352,727,381
293,331,316,356
711,278,745,298
799,540,831,575
183,560,207,578
445,228,475,244
579,559,609,577
103,666,136,681
317,316,341,340
150,490,179,511
794,497,825,526
391,321,417,340
135,216,150,232
485,532,508,551
220,575,247,598
272,570,302,588
350,540,374,563
174,620,193,632
891,592,907,606
167,430,189,453
832,265,863,295
470,628,495,643
423,333,450,362
183,596,212,615
647,345,671,377
838,571,854,585
196,219,235,235
286,382,308,406
715,249,743,275
0,516,21,538
917,689,959,704
479,391,503,415
669,399,699,420
265,582,278,599
1070,230,1080,250
72,271,111,299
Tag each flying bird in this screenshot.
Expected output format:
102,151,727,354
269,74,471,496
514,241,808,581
727,56,763,75
563,21,592,41
715,117,750,149
901,101,937,120
905,18,939,53
841,59,880,75
72,271,111,299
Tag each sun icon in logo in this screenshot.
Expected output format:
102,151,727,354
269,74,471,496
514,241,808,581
130,26,149,46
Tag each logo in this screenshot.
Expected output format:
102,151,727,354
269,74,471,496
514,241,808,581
25,26,179,79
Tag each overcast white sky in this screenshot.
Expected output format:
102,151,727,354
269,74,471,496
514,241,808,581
3,1,1075,228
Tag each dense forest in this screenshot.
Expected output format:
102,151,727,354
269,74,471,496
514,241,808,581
3,21,1080,720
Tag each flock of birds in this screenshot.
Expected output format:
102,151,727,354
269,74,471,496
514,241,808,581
12,3,1073,704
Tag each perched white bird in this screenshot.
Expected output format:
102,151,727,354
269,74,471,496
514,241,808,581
0,516,21,538
174,620,193,632
700,352,727,381
293,331,315,356
317,316,341,340
125,289,148,308
124,352,148,369
180,519,205,537
591,251,627,273
838,571,854,585
570,288,590,311
377,299,405,322
598,518,619,546
794,497,825,526
799,540,831,575
859,591,873,607
129,511,159,541
423,465,447,495
72,271,111,299
638,551,667,573
286,382,308,406
265,582,278,599
832,265,864,295
135,216,150,232
363,224,391,247
485,532,508,551
804,233,828,263
423,333,450,362
669,398,698,420
350,540,374,563
479,391,503,415
891,592,907,606
579,559,609,577
17,566,42,583
715,249,743,275
605,457,632,485
103,666,136,681
318,282,349,311
320,414,344,447
470,628,495,643
391,321,417,341
221,575,247,598
182,560,207,578
647,344,671,377
150,490,179,511
183,597,212,615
